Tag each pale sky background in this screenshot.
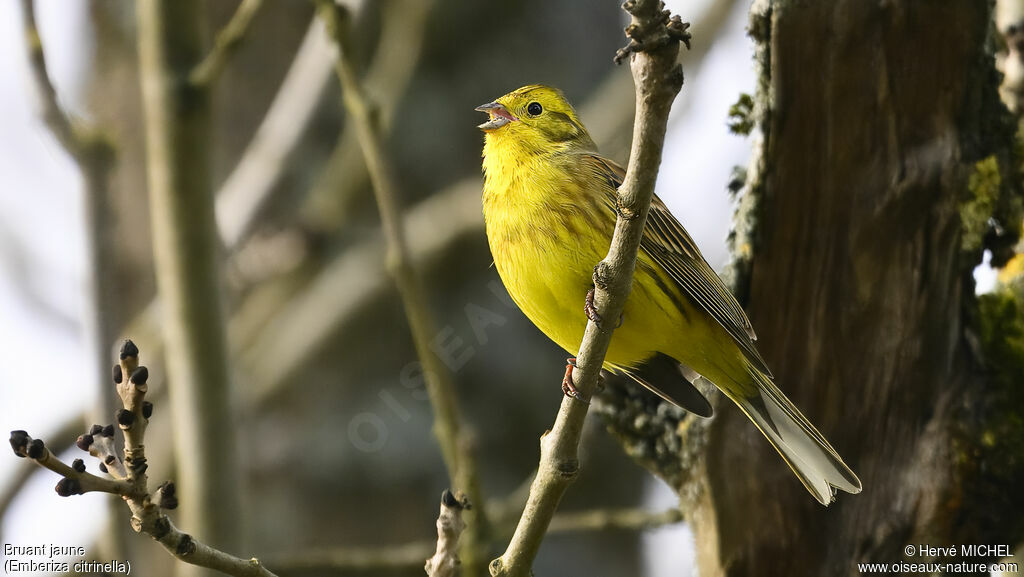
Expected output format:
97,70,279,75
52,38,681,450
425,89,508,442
0,0,104,562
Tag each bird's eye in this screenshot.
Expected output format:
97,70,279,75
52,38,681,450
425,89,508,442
526,102,543,116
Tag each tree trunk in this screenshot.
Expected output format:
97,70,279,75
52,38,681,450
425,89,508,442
599,0,1024,574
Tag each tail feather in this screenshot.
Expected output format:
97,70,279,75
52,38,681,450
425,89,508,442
728,370,862,505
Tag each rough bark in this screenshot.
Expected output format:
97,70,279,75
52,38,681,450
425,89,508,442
599,0,1024,575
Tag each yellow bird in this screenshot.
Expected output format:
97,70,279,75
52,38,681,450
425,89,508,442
477,85,861,505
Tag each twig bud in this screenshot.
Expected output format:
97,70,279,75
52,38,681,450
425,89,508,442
440,488,469,510
102,424,115,438
89,424,104,436
76,434,94,451
142,401,154,419
441,488,458,508
72,458,86,473
120,339,139,360
9,430,30,457
55,478,83,497
116,409,136,428
112,364,123,385
130,366,149,385
98,462,108,474
27,438,45,460
156,481,178,509
176,534,196,556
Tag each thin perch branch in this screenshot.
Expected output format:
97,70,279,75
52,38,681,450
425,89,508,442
190,0,265,86
489,1,689,575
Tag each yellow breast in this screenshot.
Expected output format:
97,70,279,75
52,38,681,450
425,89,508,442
481,142,679,368
483,149,602,348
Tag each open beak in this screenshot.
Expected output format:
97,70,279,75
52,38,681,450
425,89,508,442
475,102,517,131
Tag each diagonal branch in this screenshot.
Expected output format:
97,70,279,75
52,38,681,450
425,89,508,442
301,0,438,233
214,16,335,248
19,0,79,156
489,1,689,575
313,0,466,497
190,0,266,87
313,3,490,573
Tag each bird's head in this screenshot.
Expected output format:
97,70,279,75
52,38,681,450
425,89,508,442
476,85,594,153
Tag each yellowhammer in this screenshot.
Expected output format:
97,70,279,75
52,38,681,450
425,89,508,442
477,84,861,505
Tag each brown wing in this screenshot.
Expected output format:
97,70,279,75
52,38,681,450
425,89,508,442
581,153,772,377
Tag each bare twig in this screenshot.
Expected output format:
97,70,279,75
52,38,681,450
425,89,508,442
137,0,240,558
424,490,471,577
190,0,265,87
9,342,279,577
489,2,688,575
10,431,132,496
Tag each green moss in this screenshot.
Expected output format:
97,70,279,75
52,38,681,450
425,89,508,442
958,283,1024,541
976,283,1024,389
727,93,755,136
962,155,1002,254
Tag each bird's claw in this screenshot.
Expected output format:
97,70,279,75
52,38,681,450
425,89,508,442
585,288,623,329
585,289,602,326
561,358,590,405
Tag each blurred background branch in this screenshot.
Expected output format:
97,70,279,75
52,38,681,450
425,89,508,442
315,2,489,573
136,0,240,570
190,0,265,87
18,0,127,561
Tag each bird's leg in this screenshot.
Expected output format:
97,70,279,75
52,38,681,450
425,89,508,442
585,287,624,329
561,358,605,404
561,358,589,404
584,288,603,326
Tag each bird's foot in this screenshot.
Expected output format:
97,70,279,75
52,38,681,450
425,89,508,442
584,288,623,329
585,289,602,326
561,358,590,405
